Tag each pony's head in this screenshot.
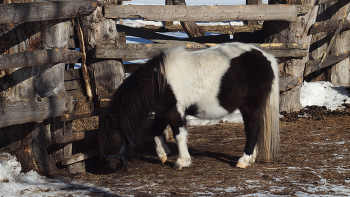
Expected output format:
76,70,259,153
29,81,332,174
98,113,136,171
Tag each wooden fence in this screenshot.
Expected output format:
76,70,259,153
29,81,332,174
0,0,349,174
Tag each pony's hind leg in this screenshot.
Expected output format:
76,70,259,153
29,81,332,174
152,116,171,164
237,108,261,168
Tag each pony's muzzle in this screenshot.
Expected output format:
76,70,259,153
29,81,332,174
105,157,123,171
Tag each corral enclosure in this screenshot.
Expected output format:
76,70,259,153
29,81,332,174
0,0,349,186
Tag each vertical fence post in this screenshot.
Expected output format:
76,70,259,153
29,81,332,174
245,0,262,25
79,2,125,108
261,0,319,113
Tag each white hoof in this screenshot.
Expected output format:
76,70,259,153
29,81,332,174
237,152,256,168
160,156,167,164
174,157,191,170
236,162,247,168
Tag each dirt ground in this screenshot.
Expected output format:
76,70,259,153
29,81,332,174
65,106,350,196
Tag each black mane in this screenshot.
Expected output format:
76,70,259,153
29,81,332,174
105,52,167,143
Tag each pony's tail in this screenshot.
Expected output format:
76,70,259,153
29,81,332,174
258,55,280,161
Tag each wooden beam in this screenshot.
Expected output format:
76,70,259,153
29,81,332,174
95,43,308,59
316,0,340,4
116,24,230,44
0,1,98,24
0,93,71,128
64,69,80,81
0,48,81,70
304,51,350,76
318,7,350,70
104,4,309,22
252,43,308,57
308,20,350,34
171,0,206,38
61,109,101,121
279,75,302,92
55,130,97,144
61,149,98,165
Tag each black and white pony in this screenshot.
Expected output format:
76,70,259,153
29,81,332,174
98,42,280,171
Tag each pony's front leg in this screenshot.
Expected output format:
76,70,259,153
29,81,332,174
152,116,171,164
154,135,171,164
173,126,191,170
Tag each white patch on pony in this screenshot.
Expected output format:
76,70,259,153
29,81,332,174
164,42,257,119
237,146,258,168
175,127,191,168
154,135,171,164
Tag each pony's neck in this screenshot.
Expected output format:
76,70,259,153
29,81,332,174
108,57,165,142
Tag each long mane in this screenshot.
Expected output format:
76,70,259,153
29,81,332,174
105,52,167,143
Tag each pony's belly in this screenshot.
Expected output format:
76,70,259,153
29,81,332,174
195,106,229,120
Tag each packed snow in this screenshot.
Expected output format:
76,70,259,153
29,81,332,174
2,0,350,196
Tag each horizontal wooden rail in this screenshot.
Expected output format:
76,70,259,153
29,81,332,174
61,109,101,121
0,48,81,70
304,51,350,76
0,93,71,128
104,4,309,22
0,1,98,24
95,43,308,59
116,24,231,44
55,130,97,144
309,20,350,34
316,0,341,4
61,149,98,165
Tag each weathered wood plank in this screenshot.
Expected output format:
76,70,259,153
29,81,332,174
309,20,350,34
317,6,350,85
61,149,98,165
64,80,81,91
316,0,341,4
80,5,124,102
104,5,309,22
171,0,206,38
0,1,98,24
61,109,101,122
0,49,81,70
95,43,308,59
76,18,93,101
64,69,80,81
246,0,263,25
304,51,350,76
55,130,97,144
279,75,302,92
0,93,71,128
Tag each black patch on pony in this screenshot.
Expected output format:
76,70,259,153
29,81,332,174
218,49,274,155
218,49,274,112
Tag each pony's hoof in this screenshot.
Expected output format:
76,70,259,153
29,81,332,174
236,162,247,168
173,164,184,170
160,156,167,164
